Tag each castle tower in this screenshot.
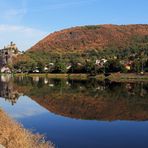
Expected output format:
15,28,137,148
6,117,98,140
0,42,19,69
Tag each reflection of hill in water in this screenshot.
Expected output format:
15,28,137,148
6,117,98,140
1,76,148,120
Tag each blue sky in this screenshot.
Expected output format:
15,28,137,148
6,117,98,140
0,0,148,51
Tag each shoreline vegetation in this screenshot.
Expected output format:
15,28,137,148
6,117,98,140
10,73,148,82
0,109,54,148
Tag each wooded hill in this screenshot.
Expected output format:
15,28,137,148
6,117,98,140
12,24,148,73
28,24,148,53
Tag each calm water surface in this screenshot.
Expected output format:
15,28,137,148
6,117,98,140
0,75,148,148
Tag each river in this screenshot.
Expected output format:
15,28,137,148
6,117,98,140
0,75,148,148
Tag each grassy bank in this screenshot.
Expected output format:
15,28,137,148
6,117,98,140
13,73,148,82
0,109,54,148
104,73,148,82
14,73,88,80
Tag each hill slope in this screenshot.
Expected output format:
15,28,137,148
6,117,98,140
28,24,148,53
12,24,148,73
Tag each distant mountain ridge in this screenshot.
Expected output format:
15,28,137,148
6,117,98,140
28,24,148,53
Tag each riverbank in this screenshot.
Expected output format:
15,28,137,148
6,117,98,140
0,109,54,148
13,73,148,82
14,73,88,80
96,73,148,82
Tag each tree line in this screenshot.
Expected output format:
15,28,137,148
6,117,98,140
13,47,148,74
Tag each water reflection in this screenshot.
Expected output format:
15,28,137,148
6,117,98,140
0,75,22,105
0,76,148,120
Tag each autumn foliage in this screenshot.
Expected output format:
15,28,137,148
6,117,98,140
28,24,148,53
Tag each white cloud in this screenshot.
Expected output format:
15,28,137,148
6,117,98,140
0,0,27,23
0,95,49,119
2,8,27,21
0,24,47,51
10,109,47,119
